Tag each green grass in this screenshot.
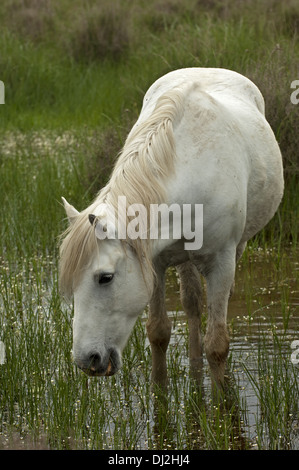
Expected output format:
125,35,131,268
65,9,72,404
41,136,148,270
0,250,298,450
0,0,298,450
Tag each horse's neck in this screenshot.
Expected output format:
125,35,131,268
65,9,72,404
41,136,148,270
151,237,189,269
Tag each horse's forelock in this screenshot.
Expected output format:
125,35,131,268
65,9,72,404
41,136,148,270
59,212,97,298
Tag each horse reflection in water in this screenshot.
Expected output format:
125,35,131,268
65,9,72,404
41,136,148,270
59,68,283,390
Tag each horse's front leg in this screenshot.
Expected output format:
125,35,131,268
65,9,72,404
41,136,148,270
146,268,171,389
204,247,236,388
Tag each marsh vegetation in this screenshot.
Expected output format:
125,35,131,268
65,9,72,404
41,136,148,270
0,0,298,450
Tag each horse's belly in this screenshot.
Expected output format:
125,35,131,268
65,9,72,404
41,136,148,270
169,96,283,249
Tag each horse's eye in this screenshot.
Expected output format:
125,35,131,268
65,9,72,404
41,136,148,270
98,273,114,285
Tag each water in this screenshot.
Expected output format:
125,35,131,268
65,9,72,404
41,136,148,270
162,247,299,448
0,248,298,449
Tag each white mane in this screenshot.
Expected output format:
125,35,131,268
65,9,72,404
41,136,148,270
59,85,189,297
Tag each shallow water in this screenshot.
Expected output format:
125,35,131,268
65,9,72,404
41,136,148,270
0,248,298,449
162,247,299,449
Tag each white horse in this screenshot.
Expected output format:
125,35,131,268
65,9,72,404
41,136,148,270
59,68,283,388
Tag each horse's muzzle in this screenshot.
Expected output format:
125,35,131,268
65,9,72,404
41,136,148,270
75,348,120,377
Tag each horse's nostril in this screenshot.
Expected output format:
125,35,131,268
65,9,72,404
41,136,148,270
88,353,101,371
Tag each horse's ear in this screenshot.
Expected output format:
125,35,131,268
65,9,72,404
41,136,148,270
62,197,79,225
88,214,96,225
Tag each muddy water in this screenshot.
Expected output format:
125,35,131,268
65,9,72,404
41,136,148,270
165,248,299,341
163,247,299,448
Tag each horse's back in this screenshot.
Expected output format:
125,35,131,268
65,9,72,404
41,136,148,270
140,68,284,249
139,67,265,121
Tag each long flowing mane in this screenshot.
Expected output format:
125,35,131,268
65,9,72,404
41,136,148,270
59,84,189,297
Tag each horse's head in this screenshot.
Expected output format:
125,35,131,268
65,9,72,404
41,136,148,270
61,198,153,377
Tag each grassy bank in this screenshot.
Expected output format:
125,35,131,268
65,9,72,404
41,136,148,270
1,0,298,251
0,0,298,450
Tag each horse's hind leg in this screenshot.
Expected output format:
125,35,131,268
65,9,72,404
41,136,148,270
230,241,247,298
204,247,236,388
146,267,171,389
176,261,203,382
